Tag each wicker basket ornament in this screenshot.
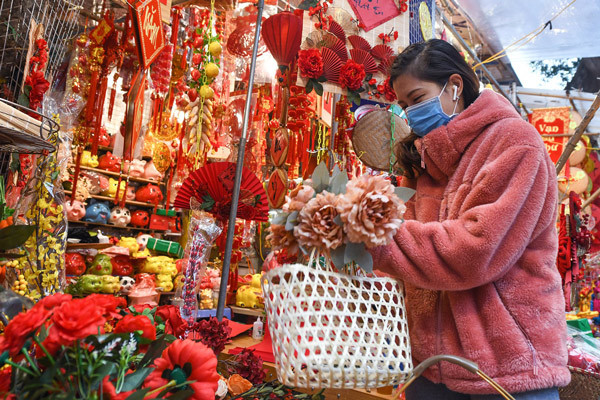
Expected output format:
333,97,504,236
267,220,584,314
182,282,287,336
262,256,412,389
351,108,411,172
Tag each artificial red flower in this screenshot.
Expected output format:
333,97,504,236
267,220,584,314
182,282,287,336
25,69,49,111
193,317,232,355
298,49,324,79
358,22,366,29
102,376,133,400
234,349,266,384
394,31,399,40
114,315,156,341
400,2,408,12
84,294,126,319
155,305,187,338
0,306,50,356
0,366,11,396
368,78,377,86
33,293,72,312
131,304,154,314
48,298,106,344
143,340,220,400
192,53,203,66
339,60,366,92
382,77,397,102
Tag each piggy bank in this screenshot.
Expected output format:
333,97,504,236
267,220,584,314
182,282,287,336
97,128,111,147
100,275,121,294
126,186,136,201
143,160,164,181
65,253,86,275
83,199,111,223
119,276,135,294
80,275,103,293
81,151,99,168
142,256,177,276
102,178,127,199
126,159,146,177
118,237,139,255
156,274,174,292
236,284,264,309
66,199,86,221
88,254,113,275
132,247,151,259
174,274,184,291
97,174,110,193
136,234,153,249
98,151,122,173
136,184,163,204
110,206,131,227
110,255,133,276
131,210,150,228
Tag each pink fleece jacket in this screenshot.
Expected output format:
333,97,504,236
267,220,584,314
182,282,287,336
371,90,570,394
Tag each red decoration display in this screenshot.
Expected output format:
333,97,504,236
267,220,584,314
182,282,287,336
132,0,165,69
262,12,303,66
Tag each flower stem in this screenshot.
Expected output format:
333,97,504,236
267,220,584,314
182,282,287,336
33,336,55,365
5,359,35,376
21,348,40,375
145,380,177,397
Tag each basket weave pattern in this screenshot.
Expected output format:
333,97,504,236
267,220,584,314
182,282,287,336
262,263,412,389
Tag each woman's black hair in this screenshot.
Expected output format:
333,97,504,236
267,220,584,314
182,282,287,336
390,39,480,178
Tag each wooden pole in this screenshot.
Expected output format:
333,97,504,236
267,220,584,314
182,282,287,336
582,187,600,210
555,91,600,174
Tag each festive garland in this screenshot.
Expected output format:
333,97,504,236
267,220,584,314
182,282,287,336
24,38,49,114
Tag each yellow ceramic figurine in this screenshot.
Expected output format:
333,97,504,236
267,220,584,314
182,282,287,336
200,289,214,309
156,274,174,292
102,178,127,199
100,275,121,294
142,256,177,276
117,237,140,255
81,150,99,168
236,274,264,309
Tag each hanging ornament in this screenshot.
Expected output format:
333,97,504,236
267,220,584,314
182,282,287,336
153,141,172,173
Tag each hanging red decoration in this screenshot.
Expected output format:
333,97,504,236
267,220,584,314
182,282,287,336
262,12,303,67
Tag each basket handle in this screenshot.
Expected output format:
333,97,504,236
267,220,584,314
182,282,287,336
394,355,516,400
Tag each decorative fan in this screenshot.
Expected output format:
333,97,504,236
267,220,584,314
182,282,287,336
302,30,341,50
324,7,359,36
262,12,303,67
173,162,268,222
327,21,346,43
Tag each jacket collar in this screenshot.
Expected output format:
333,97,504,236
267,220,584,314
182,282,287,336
416,89,520,179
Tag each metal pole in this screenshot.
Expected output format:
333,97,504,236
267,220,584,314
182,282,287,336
216,0,265,320
328,93,341,170
437,9,521,114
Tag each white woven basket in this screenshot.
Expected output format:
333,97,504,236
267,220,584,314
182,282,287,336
262,262,412,389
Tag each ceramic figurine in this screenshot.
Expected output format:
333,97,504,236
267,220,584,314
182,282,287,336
65,199,86,221
98,151,122,173
65,253,86,276
136,184,163,203
97,128,111,147
136,234,153,249
81,151,99,168
100,275,121,294
88,254,113,275
110,206,131,227
236,274,264,309
119,276,135,294
200,289,214,309
126,185,136,201
126,159,146,177
102,178,127,199
110,255,134,276
131,210,150,228
80,275,103,293
142,160,164,181
118,237,139,255
83,199,111,224
156,274,174,292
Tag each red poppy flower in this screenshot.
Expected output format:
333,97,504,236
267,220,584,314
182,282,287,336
339,60,366,92
143,340,220,400
0,306,50,356
49,298,106,344
114,315,156,341
298,49,324,79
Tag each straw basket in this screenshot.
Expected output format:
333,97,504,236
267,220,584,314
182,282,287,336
351,109,410,172
262,260,412,389
558,366,600,400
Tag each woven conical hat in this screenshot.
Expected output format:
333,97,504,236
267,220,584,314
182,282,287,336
351,109,410,171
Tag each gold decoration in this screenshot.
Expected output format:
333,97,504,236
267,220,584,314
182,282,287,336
152,141,172,173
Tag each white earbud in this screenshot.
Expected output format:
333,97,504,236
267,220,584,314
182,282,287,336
452,85,459,101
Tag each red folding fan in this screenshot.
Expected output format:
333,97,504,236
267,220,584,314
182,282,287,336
173,162,268,222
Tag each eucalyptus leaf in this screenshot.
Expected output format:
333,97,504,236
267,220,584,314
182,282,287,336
270,211,288,226
329,169,348,195
330,245,346,269
285,211,299,231
120,367,153,392
0,225,36,250
314,82,324,97
344,242,374,273
311,162,330,193
394,187,416,203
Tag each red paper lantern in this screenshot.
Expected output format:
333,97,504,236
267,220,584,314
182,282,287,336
262,12,303,67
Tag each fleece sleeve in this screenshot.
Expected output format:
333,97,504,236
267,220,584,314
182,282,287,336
371,145,553,291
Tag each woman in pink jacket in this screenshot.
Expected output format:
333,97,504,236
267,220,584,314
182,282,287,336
372,39,570,399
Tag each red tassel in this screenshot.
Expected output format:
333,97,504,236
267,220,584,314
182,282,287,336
71,148,83,201
165,167,174,211
107,83,117,121
91,76,109,155
85,70,99,123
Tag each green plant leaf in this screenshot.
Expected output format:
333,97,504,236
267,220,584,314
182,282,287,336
305,78,314,94
201,195,215,211
125,389,150,400
314,82,324,97
365,73,373,81
120,367,152,392
164,389,194,400
311,162,330,193
344,243,373,273
329,168,348,195
285,211,299,231
297,0,319,10
394,187,416,203
139,337,170,368
0,225,36,250
317,75,327,83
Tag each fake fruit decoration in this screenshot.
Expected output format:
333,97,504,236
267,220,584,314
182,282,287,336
100,275,121,294
11,273,28,296
89,254,113,275
200,85,214,99
110,255,134,276
80,274,103,293
205,62,219,79
209,41,222,58
65,253,86,276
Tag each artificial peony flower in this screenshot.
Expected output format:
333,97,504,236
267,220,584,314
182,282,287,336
155,305,187,338
48,298,106,344
0,306,51,356
282,184,315,213
298,49,324,79
337,175,405,248
266,224,298,255
82,294,126,319
114,315,156,341
32,293,72,312
143,339,220,400
339,60,366,92
294,191,344,251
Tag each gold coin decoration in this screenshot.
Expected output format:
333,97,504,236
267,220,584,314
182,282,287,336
154,119,178,141
152,141,172,173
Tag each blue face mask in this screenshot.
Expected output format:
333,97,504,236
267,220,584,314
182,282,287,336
405,82,459,137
